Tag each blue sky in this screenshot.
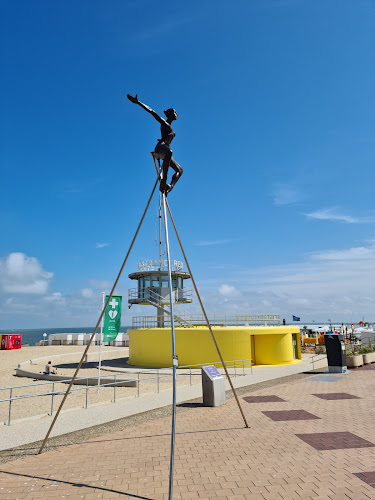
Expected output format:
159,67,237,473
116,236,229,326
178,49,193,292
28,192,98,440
1,0,374,328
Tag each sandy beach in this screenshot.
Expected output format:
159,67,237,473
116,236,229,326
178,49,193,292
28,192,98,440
0,345,204,425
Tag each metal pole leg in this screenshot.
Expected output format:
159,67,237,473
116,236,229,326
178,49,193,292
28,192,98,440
161,192,178,500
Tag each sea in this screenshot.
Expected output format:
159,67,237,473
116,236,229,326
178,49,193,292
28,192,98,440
0,322,371,347
0,327,132,346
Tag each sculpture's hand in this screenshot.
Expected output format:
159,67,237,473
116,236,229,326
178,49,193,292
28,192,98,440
127,93,139,104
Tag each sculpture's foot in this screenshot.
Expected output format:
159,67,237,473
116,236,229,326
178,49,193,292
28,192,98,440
160,183,172,195
165,184,173,194
159,181,166,193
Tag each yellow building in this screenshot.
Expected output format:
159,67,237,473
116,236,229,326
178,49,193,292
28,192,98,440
127,261,301,368
128,324,301,368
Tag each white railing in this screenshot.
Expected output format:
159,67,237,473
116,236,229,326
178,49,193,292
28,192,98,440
310,354,327,370
132,314,280,329
0,359,253,426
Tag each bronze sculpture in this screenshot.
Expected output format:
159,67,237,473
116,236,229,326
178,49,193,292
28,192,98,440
127,94,183,194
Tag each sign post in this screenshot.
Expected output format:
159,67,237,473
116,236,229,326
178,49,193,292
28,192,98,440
98,294,122,389
97,292,105,390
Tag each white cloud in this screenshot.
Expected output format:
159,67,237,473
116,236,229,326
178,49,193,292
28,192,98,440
310,246,373,261
304,207,370,224
0,253,53,294
218,284,240,297
81,288,94,298
95,242,110,249
43,292,66,306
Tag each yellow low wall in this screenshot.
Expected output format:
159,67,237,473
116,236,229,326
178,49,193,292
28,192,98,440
128,325,301,368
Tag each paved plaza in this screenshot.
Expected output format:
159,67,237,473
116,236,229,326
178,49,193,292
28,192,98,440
1,366,375,499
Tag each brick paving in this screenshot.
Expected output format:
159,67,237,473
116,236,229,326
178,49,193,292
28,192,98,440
243,396,286,404
312,393,360,400
262,410,320,421
296,431,375,451
1,369,375,499
354,472,375,489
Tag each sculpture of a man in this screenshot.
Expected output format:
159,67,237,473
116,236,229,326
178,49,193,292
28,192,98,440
127,94,183,194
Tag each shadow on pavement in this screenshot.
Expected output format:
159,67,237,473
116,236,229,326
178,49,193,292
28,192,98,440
0,470,151,499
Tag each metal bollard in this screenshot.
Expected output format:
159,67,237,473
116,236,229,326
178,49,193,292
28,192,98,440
137,373,140,397
50,382,55,415
243,361,245,376
157,370,160,393
85,378,89,408
8,388,12,426
189,366,192,386
114,375,116,403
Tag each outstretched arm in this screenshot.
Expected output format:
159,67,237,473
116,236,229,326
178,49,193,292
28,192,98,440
127,94,164,124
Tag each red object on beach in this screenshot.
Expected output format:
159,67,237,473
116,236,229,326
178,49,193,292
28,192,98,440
0,334,22,350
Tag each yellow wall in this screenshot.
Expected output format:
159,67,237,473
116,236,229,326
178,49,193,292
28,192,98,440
128,325,301,368
254,333,295,364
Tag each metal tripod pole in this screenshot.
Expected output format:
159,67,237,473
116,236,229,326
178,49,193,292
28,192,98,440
161,192,178,500
38,177,160,455
166,199,249,429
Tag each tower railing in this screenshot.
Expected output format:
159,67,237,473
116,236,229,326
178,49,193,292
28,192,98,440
132,314,280,329
128,287,193,303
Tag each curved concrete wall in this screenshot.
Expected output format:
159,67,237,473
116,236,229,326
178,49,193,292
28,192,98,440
128,326,300,368
15,367,137,386
17,349,125,369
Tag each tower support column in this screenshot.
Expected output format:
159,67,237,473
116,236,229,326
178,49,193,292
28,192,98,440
157,307,164,328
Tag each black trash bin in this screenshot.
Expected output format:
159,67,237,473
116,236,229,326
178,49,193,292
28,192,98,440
324,333,347,374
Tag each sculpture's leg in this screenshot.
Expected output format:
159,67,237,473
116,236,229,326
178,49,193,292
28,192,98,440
166,158,183,193
159,157,170,193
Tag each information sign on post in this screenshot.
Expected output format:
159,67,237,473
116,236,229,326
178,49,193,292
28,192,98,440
201,365,226,407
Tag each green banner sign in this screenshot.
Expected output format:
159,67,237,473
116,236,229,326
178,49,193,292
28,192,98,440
103,295,122,342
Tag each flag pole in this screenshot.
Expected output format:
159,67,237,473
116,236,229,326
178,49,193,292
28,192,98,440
97,291,105,391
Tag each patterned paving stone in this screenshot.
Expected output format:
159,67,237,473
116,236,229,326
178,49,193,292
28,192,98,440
354,471,375,488
313,393,360,400
243,395,286,403
306,375,344,382
262,410,320,421
296,431,375,450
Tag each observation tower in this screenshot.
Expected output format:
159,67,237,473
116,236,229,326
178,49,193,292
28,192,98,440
128,259,192,328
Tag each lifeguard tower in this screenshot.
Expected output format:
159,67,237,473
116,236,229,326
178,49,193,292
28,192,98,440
128,260,193,328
